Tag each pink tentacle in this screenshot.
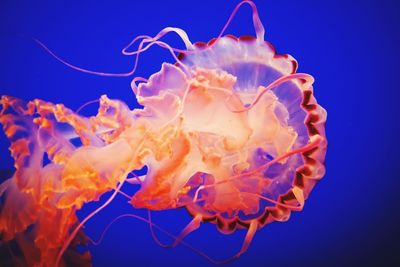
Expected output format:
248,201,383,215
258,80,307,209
193,136,323,204
33,1,266,79
33,26,192,78
216,1,265,42
55,180,126,267
75,99,100,114
227,73,314,113
122,27,194,56
87,211,259,266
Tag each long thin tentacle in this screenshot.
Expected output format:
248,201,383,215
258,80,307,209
55,180,126,267
216,1,265,42
193,136,322,203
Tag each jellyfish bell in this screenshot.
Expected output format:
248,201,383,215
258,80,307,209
129,30,327,239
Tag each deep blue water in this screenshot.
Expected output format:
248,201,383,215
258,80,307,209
0,0,399,266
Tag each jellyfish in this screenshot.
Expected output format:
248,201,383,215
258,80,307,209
0,1,327,266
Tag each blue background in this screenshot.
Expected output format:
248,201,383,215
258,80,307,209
1,0,399,266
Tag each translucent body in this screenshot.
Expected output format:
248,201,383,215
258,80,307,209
0,1,327,266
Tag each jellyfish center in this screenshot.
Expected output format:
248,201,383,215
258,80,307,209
131,62,301,222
